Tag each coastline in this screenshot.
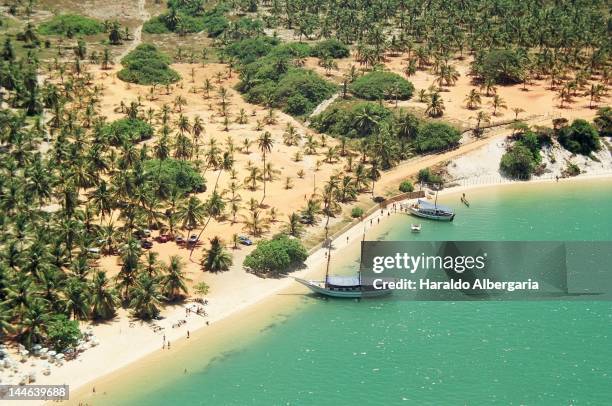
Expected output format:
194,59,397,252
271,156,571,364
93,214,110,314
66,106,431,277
56,172,612,405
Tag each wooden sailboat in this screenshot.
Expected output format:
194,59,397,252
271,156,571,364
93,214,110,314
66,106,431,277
294,237,392,299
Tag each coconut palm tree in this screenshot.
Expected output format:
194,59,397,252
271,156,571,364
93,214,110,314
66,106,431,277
161,255,190,301
176,196,206,234
242,210,270,236
257,131,274,203
490,94,507,116
201,237,232,272
90,271,118,320
471,111,491,137
464,89,481,110
129,273,164,320
426,92,445,117
284,213,304,237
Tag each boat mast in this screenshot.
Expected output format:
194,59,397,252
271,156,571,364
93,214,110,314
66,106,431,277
324,244,332,288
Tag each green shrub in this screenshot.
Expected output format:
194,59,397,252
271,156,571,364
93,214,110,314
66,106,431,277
417,168,442,184
243,234,308,275
349,71,414,100
414,122,461,153
558,119,601,155
142,17,171,34
143,3,229,37
118,44,180,85
351,207,364,218
500,144,536,179
46,315,81,352
399,180,414,193
224,36,278,64
311,39,350,58
143,159,206,194
477,49,524,84
272,69,336,114
563,162,581,177
38,14,104,36
270,42,312,59
594,107,611,138
285,94,312,116
103,118,154,145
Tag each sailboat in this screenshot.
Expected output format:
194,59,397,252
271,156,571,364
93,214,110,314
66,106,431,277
405,189,455,221
294,238,392,298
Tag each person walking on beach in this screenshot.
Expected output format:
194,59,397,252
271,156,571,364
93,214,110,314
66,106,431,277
187,331,190,339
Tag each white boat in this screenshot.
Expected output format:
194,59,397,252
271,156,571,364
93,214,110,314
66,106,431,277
406,199,455,221
411,223,422,232
294,277,392,298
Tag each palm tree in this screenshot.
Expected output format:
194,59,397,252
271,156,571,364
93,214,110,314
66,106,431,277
490,94,507,116
368,161,381,196
64,278,90,320
242,210,270,236
257,131,274,203
464,89,481,110
176,196,206,234
586,84,605,109
201,237,232,272
426,92,445,117
471,111,491,137
284,213,304,237
161,256,190,301
129,273,164,320
512,107,525,120
90,271,118,320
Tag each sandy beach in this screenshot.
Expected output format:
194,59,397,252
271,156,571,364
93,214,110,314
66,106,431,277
34,161,610,406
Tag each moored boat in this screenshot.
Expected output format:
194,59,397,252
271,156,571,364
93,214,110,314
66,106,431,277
294,276,392,298
406,199,455,221
411,223,422,232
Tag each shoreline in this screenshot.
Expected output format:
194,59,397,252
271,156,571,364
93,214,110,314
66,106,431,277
56,172,612,405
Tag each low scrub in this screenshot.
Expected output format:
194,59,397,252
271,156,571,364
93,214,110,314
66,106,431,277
38,14,104,36
118,44,180,85
243,234,308,276
349,71,414,101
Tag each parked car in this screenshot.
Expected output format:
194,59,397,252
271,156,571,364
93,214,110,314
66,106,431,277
86,247,101,257
188,234,199,244
175,236,185,245
141,239,153,249
156,234,171,243
238,235,253,246
134,229,152,239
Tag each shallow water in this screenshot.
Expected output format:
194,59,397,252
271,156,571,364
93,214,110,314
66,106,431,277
82,179,612,405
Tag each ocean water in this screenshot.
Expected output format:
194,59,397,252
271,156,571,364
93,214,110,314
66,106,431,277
84,179,612,405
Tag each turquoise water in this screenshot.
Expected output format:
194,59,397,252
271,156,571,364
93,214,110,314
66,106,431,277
94,180,612,405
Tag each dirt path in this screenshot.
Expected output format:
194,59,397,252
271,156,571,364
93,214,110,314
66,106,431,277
308,92,340,119
116,0,149,63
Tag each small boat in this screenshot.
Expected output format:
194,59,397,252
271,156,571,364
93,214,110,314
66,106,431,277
294,276,392,298
406,199,455,221
411,223,422,232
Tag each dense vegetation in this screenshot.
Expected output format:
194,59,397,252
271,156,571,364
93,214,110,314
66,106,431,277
311,39,350,59
311,101,460,168
243,235,308,276
349,71,414,101
118,44,181,85
414,122,460,153
142,159,206,194
230,37,337,116
557,119,601,155
38,14,105,37
143,2,230,36
311,101,393,138
103,118,154,145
